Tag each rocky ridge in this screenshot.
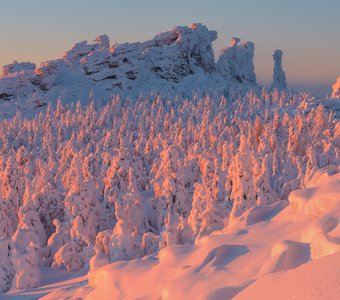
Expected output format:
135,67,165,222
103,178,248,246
0,23,258,108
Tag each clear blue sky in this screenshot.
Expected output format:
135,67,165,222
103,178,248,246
1,0,339,95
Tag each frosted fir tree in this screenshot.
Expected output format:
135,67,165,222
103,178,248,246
17,206,46,250
253,154,277,206
0,198,11,238
0,236,14,292
89,229,111,270
151,144,196,246
1,154,23,234
11,228,41,290
64,156,100,262
331,76,340,98
189,182,223,239
188,154,227,239
109,167,155,260
43,219,69,266
304,146,319,187
103,148,131,214
31,177,64,239
51,241,82,272
228,135,256,219
311,105,327,139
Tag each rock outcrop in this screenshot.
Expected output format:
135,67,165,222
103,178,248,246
2,61,36,77
0,23,259,107
271,49,287,90
216,37,256,85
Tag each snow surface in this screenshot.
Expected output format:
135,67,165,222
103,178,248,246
5,166,339,299
83,167,340,300
2,162,340,296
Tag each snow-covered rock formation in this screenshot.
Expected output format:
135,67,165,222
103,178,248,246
271,49,287,90
216,37,256,85
2,61,36,77
331,76,340,98
1,22,339,299
0,23,221,104
0,23,262,116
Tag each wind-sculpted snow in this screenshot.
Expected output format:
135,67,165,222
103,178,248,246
0,87,338,295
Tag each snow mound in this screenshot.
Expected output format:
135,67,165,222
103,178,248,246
195,244,249,272
235,251,340,300
258,240,310,276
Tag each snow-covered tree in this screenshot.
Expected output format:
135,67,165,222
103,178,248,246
0,236,14,292
11,228,41,290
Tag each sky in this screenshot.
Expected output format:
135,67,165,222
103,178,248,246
1,0,339,95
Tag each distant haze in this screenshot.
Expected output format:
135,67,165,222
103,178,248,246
1,0,339,96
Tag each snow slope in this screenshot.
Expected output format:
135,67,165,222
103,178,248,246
82,166,340,300
6,166,338,299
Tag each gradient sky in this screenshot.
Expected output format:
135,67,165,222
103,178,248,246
1,0,339,95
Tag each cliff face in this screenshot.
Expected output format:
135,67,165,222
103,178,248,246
0,23,258,106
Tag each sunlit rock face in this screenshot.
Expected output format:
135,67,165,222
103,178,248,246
216,37,257,85
271,49,287,90
332,76,340,98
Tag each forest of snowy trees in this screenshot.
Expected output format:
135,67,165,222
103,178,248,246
0,87,339,292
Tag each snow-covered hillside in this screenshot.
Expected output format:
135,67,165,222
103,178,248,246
0,23,339,299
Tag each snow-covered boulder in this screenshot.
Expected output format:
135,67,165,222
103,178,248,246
271,49,287,90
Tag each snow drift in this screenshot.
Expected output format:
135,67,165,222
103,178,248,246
82,166,340,300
